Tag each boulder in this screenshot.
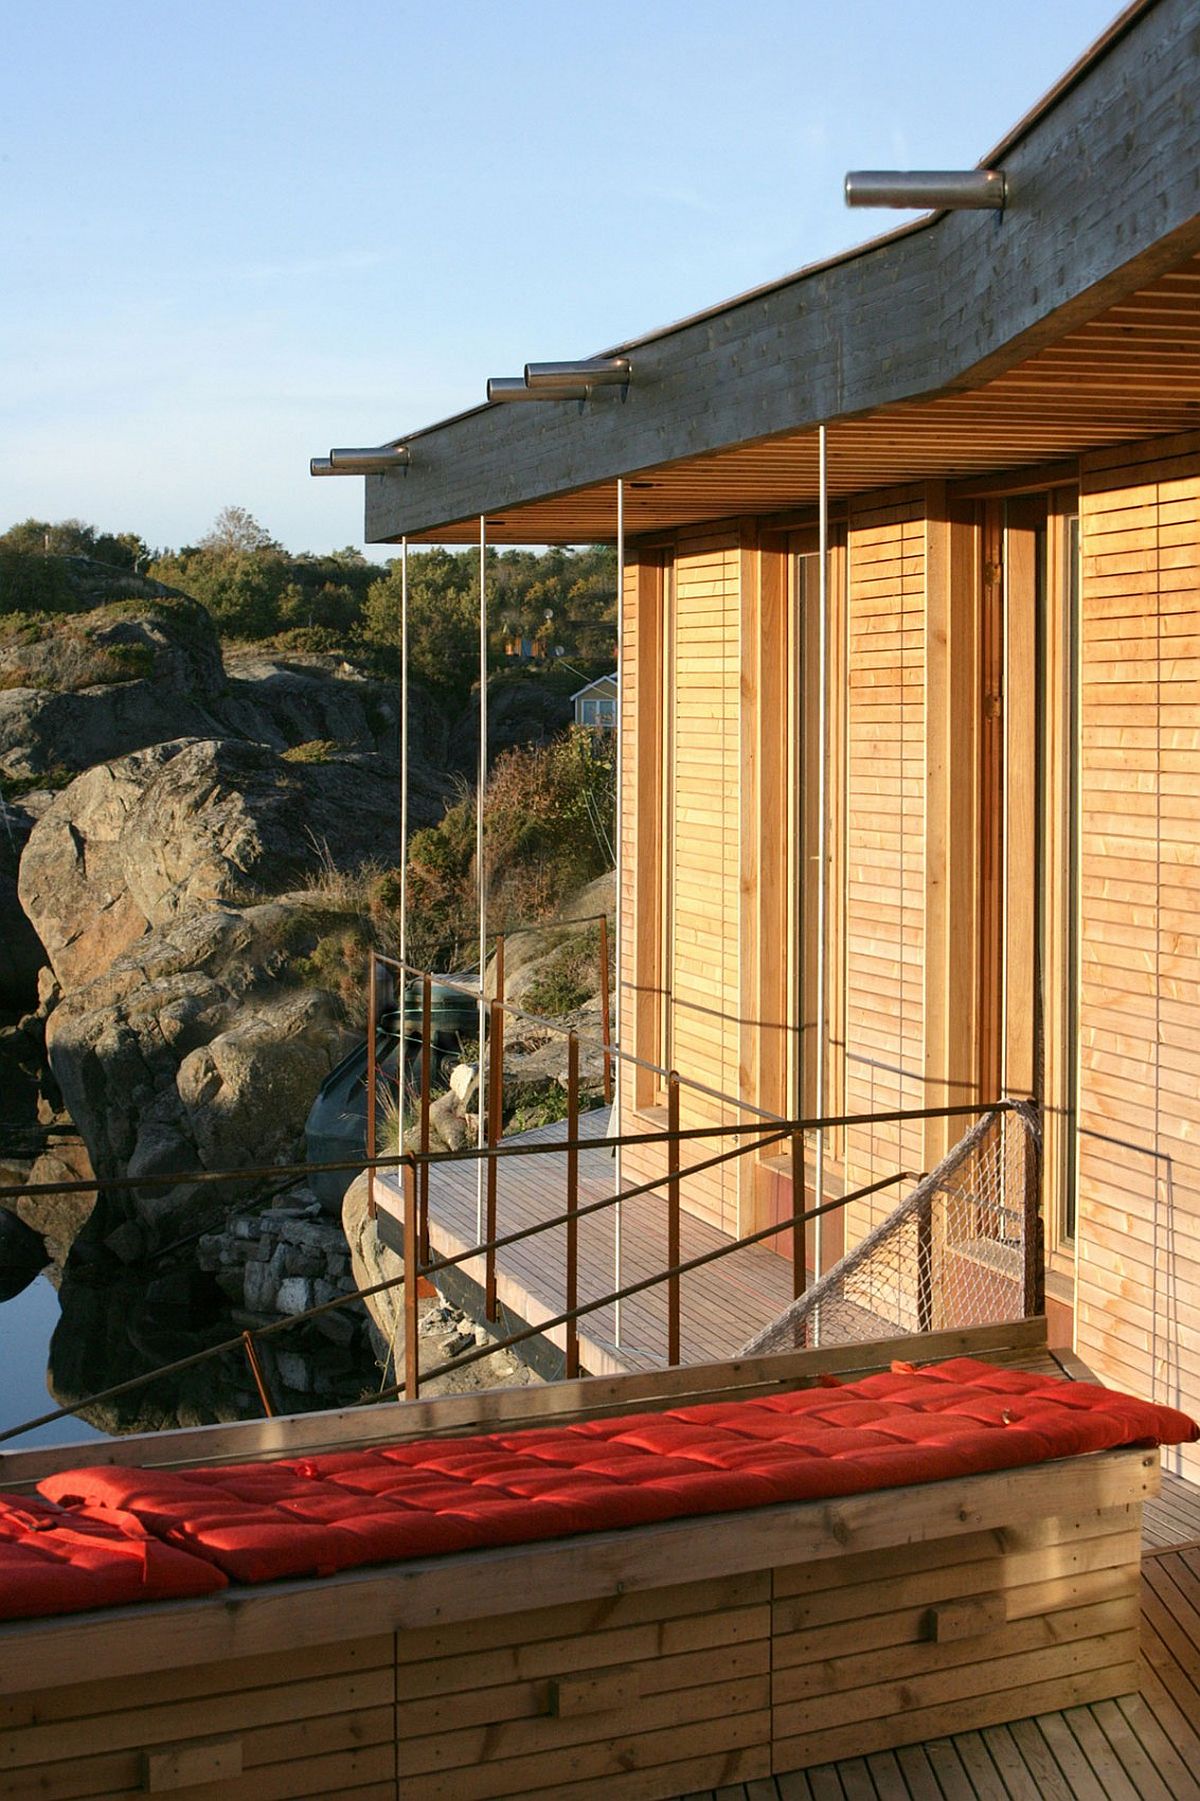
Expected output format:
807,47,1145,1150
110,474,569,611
483,869,614,1007
44,899,357,1239
2,1139,97,1270
0,593,226,784
0,1206,49,1300
218,651,398,755
16,742,188,989
342,1172,537,1395
449,671,575,770
0,583,452,830
19,737,405,990
115,738,401,926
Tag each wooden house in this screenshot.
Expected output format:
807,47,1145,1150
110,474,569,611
350,0,1200,1478
572,673,618,729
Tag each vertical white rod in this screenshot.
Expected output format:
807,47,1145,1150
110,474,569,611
614,477,624,1345
814,425,829,1307
399,537,409,968
477,517,487,1242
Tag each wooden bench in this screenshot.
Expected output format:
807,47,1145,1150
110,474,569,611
0,1320,1155,1799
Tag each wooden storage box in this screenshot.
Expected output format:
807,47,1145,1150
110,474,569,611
0,1323,1155,1800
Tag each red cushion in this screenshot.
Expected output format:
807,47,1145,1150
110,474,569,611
0,1492,226,1620
33,1358,1196,1598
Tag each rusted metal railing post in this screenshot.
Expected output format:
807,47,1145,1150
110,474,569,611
667,1072,681,1366
566,1032,580,1378
1022,1106,1045,1319
403,1156,420,1400
485,998,504,1322
917,1200,934,1333
598,914,613,1105
241,1331,275,1418
791,1129,806,1301
366,955,379,1220
419,973,432,1262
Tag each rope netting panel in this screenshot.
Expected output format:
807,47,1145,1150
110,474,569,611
740,1103,1041,1355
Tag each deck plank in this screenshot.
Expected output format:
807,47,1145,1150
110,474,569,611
921,1739,976,1800
378,1107,801,1377
1022,1713,1108,1801
1089,1696,1179,1801
1114,1691,1200,1800
946,1732,1015,1801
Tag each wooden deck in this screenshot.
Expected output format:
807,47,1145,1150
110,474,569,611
375,1107,798,1376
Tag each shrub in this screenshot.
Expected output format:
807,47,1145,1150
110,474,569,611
383,730,615,974
281,740,340,765
523,924,607,1017
0,552,74,614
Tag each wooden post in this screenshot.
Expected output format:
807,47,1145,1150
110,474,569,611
791,1130,806,1301
366,956,378,1221
403,1157,420,1400
485,999,504,1323
241,1331,274,1419
598,914,613,1105
566,1033,580,1378
667,1073,680,1366
495,932,506,1010
419,974,432,1262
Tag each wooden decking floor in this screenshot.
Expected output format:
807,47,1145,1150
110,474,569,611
377,1106,798,1376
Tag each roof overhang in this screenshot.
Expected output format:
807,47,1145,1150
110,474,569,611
359,0,1200,545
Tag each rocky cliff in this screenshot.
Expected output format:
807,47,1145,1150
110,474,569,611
0,563,455,1259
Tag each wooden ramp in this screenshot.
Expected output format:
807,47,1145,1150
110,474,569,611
375,1107,798,1376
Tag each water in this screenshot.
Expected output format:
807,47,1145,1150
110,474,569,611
0,1273,107,1449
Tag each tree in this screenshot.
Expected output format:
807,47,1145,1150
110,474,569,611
361,547,480,700
199,506,280,557
0,517,148,570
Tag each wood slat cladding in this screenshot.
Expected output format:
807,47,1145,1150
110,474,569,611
1076,431,1200,1481
393,1572,772,1798
666,532,742,1236
842,493,928,1239
769,1502,1142,1773
400,260,1200,544
0,1636,396,1800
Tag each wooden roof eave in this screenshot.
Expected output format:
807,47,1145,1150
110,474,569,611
361,0,1200,545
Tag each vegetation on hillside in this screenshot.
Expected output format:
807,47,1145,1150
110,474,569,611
2,508,615,712
401,729,616,969
287,730,616,1004
3,508,618,1015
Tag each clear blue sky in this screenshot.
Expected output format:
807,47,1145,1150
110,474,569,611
1,0,1121,559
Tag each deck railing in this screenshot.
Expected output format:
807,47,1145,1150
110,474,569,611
359,942,1041,1381
0,947,1043,1443
373,1099,1041,1400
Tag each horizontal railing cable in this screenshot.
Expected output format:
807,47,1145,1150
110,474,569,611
382,1168,921,1395
0,1101,1008,1203
0,1097,1014,1446
0,1125,791,1444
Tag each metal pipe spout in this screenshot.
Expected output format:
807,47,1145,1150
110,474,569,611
486,376,588,403
525,356,631,388
844,169,1006,210
329,445,411,472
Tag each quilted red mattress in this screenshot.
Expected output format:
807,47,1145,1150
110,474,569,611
24,1358,1195,1608
0,1491,226,1620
